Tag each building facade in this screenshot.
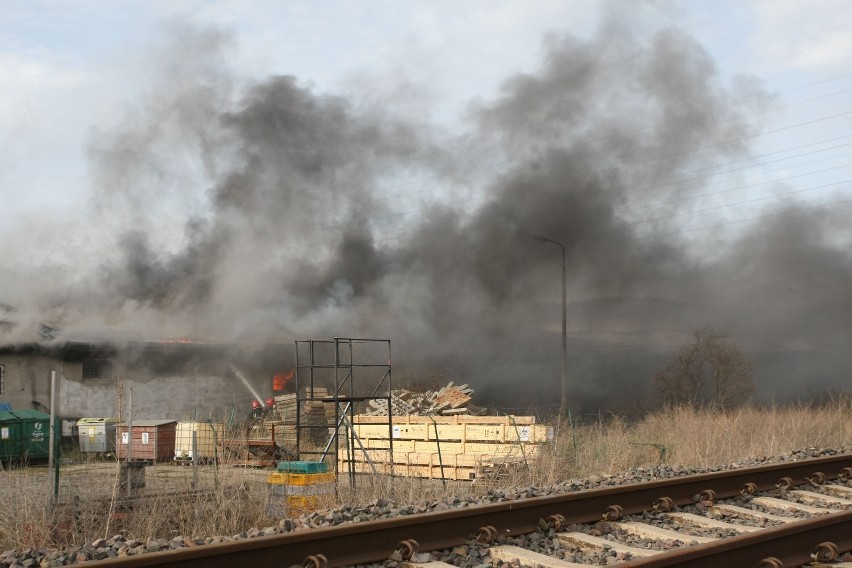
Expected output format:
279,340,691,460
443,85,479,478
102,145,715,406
0,341,289,422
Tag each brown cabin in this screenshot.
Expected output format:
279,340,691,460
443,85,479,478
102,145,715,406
116,420,177,462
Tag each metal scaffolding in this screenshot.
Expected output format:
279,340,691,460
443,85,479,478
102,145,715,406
294,338,393,482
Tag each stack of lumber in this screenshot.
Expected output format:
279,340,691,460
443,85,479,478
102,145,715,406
247,420,274,441
273,393,298,423
274,391,339,425
273,394,298,448
269,389,346,451
302,387,342,447
426,383,473,414
364,393,415,416
339,414,552,481
364,381,475,416
305,387,345,427
304,387,330,423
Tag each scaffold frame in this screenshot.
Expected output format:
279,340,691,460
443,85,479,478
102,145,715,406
294,337,393,483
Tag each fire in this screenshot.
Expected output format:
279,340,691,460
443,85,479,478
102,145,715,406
159,337,202,344
273,369,295,391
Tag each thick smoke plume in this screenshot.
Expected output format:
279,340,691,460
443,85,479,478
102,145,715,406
4,20,851,412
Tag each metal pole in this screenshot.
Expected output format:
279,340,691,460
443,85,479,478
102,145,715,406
533,235,568,417
192,430,198,490
126,387,133,496
428,416,446,488
560,243,568,416
48,370,57,500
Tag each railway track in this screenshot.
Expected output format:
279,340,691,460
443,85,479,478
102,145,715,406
88,453,852,568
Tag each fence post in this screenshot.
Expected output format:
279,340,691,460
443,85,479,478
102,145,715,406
428,415,447,488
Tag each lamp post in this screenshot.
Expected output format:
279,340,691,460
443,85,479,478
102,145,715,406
533,235,568,417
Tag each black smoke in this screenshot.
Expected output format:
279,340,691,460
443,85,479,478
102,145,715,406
6,19,852,413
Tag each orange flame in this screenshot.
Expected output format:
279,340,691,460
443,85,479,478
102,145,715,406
272,369,295,391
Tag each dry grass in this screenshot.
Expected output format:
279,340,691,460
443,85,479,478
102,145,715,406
341,397,852,502
0,460,271,551
1,397,849,551
533,397,851,484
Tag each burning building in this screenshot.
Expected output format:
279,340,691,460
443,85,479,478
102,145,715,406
2,20,851,417
0,336,290,421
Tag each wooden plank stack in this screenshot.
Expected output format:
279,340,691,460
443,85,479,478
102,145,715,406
304,387,329,422
273,394,298,423
271,393,298,449
364,382,475,416
428,383,473,413
364,393,415,416
339,414,553,481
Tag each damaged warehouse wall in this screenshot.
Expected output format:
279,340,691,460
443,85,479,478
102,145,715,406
0,350,57,413
0,342,289,421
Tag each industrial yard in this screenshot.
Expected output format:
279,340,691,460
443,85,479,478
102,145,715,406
3,2,852,565
1,398,850,560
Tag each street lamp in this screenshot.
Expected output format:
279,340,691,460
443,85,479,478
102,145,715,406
533,235,568,417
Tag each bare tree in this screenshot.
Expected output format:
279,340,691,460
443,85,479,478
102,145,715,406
653,327,754,408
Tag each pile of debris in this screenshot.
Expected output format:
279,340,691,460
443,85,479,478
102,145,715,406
364,382,483,416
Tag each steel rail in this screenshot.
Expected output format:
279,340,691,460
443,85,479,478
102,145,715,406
90,453,852,568
622,508,852,567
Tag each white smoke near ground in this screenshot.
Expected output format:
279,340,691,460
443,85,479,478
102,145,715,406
3,17,851,412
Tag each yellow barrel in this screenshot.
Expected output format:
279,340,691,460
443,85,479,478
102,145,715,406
266,472,336,516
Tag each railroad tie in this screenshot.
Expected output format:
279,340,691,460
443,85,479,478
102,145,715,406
488,545,587,568
786,489,852,507
555,532,661,557
599,521,716,544
710,503,797,523
663,511,763,532
820,484,852,499
751,495,841,514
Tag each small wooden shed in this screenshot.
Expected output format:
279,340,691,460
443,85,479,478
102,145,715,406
116,420,177,462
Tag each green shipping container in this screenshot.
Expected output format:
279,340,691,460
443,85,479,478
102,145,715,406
0,410,59,463
0,412,23,462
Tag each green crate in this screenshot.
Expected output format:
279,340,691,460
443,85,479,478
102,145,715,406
276,460,327,473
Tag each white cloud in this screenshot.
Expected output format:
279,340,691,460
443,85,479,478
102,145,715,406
0,50,95,126
0,49,100,223
750,0,852,72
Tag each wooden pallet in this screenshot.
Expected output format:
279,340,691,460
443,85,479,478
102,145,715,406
337,457,529,482
351,422,552,444
342,447,534,465
351,414,538,425
340,414,549,481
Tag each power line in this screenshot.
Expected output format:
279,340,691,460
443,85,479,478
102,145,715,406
273,128,852,248
626,169,852,226
294,78,852,209
30,82,852,259
298,175,852,256
636,192,852,242
730,71,852,108
624,139,852,197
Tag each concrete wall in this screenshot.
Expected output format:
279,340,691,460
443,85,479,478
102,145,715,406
60,372,264,421
0,352,272,422
0,353,60,412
